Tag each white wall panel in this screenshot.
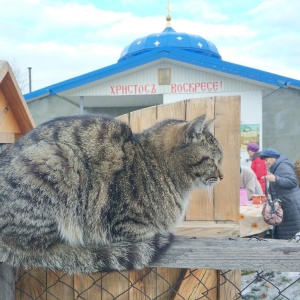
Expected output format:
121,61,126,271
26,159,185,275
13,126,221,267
66,61,268,97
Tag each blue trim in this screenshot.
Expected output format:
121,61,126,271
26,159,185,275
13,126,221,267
24,47,300,101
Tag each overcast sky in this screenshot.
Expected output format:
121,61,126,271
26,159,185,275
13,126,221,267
1,0,300,93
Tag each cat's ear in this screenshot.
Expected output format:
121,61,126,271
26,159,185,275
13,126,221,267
184,114,216,143
184,114,206,143
204,118,216,130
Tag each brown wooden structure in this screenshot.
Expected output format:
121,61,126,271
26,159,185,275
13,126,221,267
14,95,241,299
0,60,35,144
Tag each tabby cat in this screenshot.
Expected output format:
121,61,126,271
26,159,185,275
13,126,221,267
0,113,223,274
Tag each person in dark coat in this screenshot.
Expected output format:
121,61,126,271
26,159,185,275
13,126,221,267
260,148,300,239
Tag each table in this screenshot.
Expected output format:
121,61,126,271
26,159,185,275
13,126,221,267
240,204,272,237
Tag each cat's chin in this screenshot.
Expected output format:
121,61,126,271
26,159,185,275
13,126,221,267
195,179,219,190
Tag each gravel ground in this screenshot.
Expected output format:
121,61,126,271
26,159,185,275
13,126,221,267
241,271,300,299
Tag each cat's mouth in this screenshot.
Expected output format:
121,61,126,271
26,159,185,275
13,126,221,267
205,178,220,185
194,174,220,185
195,177,221,190
206,178,220,185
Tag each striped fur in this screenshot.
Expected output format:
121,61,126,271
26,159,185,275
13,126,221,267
0,114,223,274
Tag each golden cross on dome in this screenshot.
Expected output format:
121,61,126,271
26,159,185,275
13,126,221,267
167,0,171,16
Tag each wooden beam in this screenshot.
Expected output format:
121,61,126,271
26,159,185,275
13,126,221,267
149,236,300,272
175,221,239,238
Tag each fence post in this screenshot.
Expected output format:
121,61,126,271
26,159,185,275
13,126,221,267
0,263,15,300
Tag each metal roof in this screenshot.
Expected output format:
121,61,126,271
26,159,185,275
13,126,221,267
119,26,221,61
24,27,300,101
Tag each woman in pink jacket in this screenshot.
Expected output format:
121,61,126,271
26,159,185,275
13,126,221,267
247,143,267,194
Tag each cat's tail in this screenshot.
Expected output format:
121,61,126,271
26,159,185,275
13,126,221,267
0,233,173,274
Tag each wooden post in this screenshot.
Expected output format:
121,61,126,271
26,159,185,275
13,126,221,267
0,263,15,300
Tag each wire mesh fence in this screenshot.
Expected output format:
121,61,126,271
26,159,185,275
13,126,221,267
14,267,300,300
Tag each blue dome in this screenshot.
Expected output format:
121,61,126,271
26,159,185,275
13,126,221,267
119,26,221,61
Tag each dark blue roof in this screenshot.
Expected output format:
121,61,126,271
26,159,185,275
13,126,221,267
119,26,221,61
24,29,300,101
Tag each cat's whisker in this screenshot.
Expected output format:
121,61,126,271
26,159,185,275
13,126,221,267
205,187,215,214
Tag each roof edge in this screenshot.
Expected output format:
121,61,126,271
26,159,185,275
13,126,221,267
23,48,300,101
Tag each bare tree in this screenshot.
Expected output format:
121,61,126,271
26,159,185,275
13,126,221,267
4,59,29,94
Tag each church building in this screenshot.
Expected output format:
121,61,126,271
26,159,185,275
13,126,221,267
23,13,300,163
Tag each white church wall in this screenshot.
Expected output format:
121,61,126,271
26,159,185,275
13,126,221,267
66,62,268,98
27,95,79,125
